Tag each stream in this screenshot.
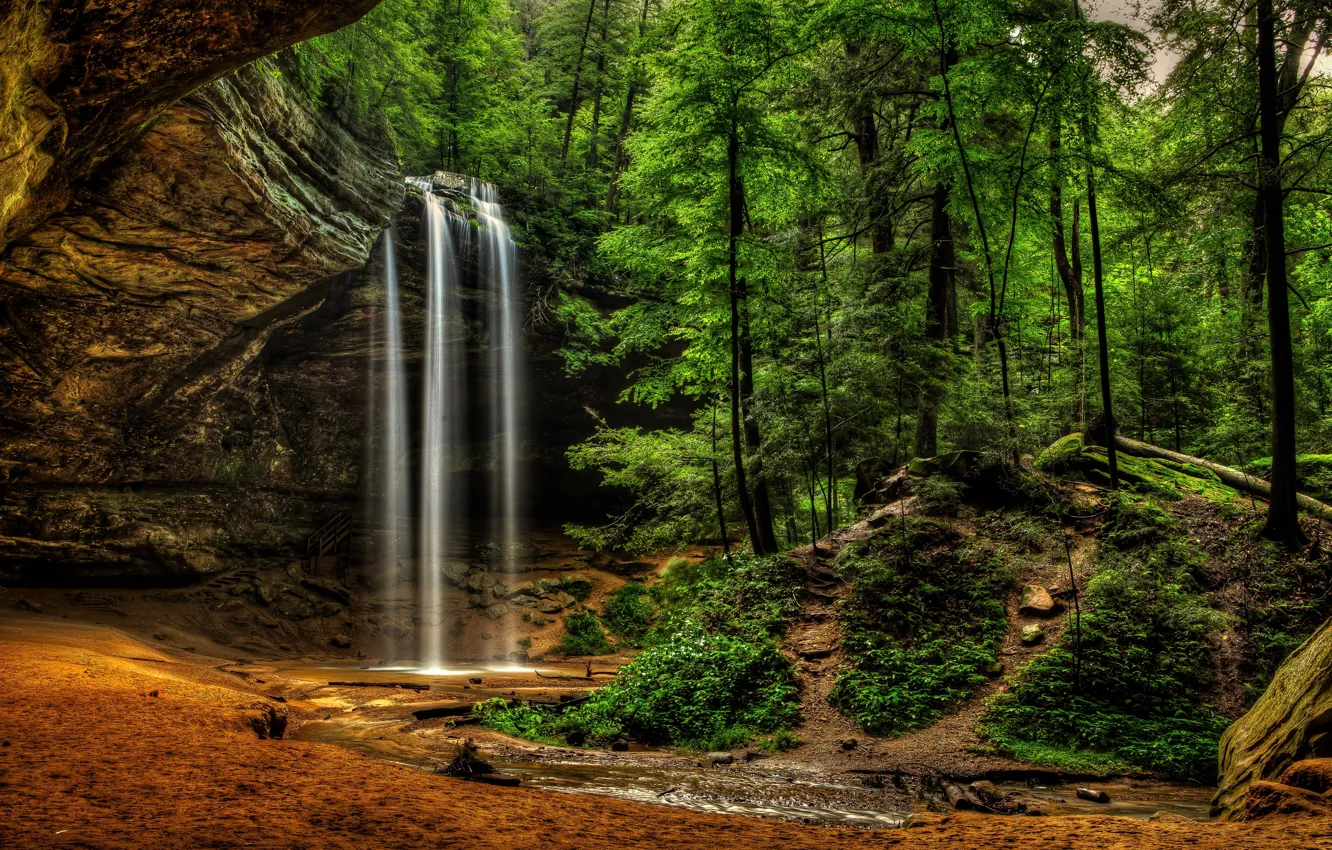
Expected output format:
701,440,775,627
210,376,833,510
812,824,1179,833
284,662,1214,829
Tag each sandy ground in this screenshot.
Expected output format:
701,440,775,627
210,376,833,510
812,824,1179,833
1,612,1329,849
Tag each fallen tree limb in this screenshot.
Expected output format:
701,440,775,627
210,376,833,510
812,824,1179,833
1113,435,1332,521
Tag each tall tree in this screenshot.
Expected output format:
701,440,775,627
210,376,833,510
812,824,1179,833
1256,0,1306,547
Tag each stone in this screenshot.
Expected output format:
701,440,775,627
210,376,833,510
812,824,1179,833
443,562,470,585
275,597,313,621
703,752,734,766
257,616,280,629
483,602,510,620
318,602,343,618
15,598,41,613
1076,788,1110,804
1147,811,1195,824
509,593,539,609
1215,616,1332,819
565,730,587,746
466,573,488,592
1019,625,1044,645
254,584,276,607
330,634,352,648
212,598,244,612
1242,780,1332,820
508,650,529,664
840,738,858,751
301,578,350,605
553,591,577,607
610,739,630,752
984,661,1005,677
1019,585,1060,617
228,583,254,597
491,582,510,599
968,780,999,801
1279,758,1332,794
536,599,564,614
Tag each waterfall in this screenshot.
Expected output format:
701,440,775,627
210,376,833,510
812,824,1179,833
378,224,410,659
418,189,462,673
468,178,524,578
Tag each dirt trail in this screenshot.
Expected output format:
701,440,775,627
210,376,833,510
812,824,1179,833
775,498,1102,778
1,610,1323,849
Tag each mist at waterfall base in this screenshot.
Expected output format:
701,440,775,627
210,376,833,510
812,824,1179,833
368,175,526,674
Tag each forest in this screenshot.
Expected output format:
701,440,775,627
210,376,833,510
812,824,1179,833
295,0,1332,554
3,1,1332,847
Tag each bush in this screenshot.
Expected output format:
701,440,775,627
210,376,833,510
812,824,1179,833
480,552,805,751
601,582,655,646
981,495,1230,782
829,518,1012,735
913,476,965,516
472,698,557,743
563,621,800,749
555,612,613,656
562,578,594,602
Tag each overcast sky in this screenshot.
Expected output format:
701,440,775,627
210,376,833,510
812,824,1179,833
1088,0,1331,87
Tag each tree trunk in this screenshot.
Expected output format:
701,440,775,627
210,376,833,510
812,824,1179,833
1086,164,1118,489
727,116,762,551
915,179,953,458
1114,436,1332,521
606,0,650,216
739,274,779,554
1256,0,1307,548
560,0,599,165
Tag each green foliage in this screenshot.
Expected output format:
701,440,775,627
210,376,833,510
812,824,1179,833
829,519,1013,735
562,578,595,603
472,697,559,743
556,612,614,656
480,552,804,750
982,496,1230,782
600,582,655,645
912,476,966,516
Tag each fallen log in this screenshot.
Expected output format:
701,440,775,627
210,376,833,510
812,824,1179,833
1113,436,1332,521
328,680,431,692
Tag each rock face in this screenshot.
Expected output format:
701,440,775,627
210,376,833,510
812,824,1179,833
0,0,383,250
1214,616,1332,819
0,54,402,585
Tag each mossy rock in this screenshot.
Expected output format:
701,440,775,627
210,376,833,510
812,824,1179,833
908,450,985,479
1035,433,1086,473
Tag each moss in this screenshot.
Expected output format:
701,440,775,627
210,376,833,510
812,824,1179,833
1035,433,1087,473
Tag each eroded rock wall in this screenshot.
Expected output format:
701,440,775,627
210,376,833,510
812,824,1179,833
0,0,383,250
0,55,402,585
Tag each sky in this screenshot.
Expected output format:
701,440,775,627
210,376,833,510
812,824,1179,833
1090,0,1331,87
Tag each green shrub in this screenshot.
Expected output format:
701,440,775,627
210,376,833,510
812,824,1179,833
829,518,1012,735
482,552,805,751
472,698,558,743
913,476,965,516
556,612,613,656
601,582,655,645
562,578,594,602
981,496,1230,782
563,621,800,749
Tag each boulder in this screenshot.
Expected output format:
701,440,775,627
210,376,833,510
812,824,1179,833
443,562,470,585
1019,624,1044,645
1279,758,1332,794
1214,616,1332,819
1147,811,1194,824
330,634,352,648
1019,585,1060,617
536,599,564,614
701,751,733,766
483,602,510,620
1242,780,1332,820
317,601,342,618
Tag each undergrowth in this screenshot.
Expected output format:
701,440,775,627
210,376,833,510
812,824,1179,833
981,494,1230,782
829,517,1012,736
478,552,804,751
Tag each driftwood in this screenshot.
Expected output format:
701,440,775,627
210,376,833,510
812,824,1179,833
533,661,620,680
1113,436,1332,521
328,680,431,691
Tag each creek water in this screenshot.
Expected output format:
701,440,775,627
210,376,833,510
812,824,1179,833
286,662,1212,829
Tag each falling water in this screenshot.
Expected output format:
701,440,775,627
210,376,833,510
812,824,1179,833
378,224,410,659
468,178,524,578
419,188,462,673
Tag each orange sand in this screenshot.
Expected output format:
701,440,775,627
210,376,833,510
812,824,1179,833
1,613,1328,849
